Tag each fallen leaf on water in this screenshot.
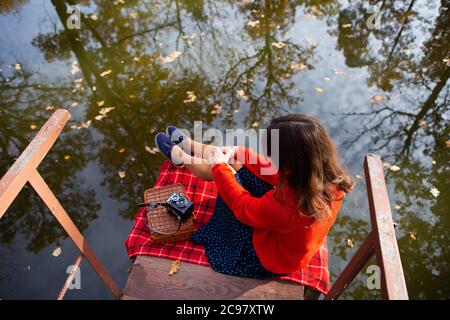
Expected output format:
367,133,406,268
71,61,80,74
342,23,352,28
333,68,353,77
389,165,400,172
168,259,181,276
46,105,55,111
252,121,259,127
30,124,37,130
183,91,197,103
90,14,98,21
70,125,77,129
290,63,307,71
100,69,112,77
97,100,105,107
324,77,331,81
347,239,354,248
64,155,70,160
211,104,222,114
74,78,83,83
394,205,402,210
99,107,115,116
15,63,21,71
52,247,62,257
130,12,138,19
71,101,78,107
430,186,440,198
247,20,260,27
271,41,286,49
158,51,182,63
80,120,92,129
118,148,126,153
315,87,324,93
355,175,363,180
118,171,126,179
409,232,416,240
370,95,386,104
419,121,429,129
236,89,249,100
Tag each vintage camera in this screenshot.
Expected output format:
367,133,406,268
165,192,194,220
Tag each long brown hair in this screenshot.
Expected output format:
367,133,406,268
266,113,354,220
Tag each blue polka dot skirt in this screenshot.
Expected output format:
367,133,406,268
191,166,282,279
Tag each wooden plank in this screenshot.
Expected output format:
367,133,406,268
364,154,408,300
324,233,375,300
0,109,70,219
28,169,122,299
123,256,304,300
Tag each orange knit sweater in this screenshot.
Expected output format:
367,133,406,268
211,147,344,274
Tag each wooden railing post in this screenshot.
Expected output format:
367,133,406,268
325,154,408,300
0,109,122,299
364,154,408,300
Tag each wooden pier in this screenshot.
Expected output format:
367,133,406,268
0,109,408,300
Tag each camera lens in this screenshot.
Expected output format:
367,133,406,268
177,198,187,208
170,194,180,202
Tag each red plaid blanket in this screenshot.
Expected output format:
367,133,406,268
125,161,331,294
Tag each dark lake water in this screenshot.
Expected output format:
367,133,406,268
0,0,448,299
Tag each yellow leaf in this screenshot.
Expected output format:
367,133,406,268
71,101,78,107
355,175,363,180
168,259,181,276
370,95,386,104
252,121,259,127
290,63,307,71
30,124,37,130
158,51,182,63
342,23,352,28
118,171,126,179
315,87,324,93
389,165,400,172
64,155,70,160
271,41,286,49
90,14,98,21
430,186,440,198
236,89,249,100
100,69,112,77
118,148,126,153
15,63,21,71
409,232,416,240
347,239,354,248
247,20,260,27
52,247,62,257
183,91,196,103
97,100,105,107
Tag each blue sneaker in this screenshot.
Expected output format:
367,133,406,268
154,132,183,167
166,125,187,145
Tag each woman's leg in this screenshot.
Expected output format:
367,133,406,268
171,144,243,181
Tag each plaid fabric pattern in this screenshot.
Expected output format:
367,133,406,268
125,160,331,294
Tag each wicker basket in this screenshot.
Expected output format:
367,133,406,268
144,184,195,245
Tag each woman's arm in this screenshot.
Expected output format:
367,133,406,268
233,147,280,186
212,163,293,232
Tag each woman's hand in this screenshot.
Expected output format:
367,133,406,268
205,146,237,165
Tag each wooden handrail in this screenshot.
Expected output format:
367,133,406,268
0,109,121,299
325,154,408,300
